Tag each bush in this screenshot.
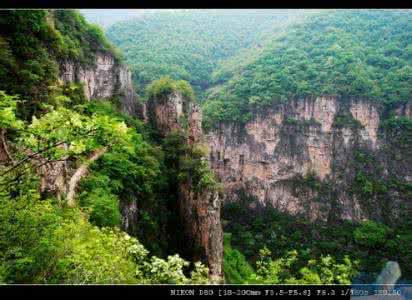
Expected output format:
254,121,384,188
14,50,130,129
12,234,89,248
354,221,390,248
250,248,359,284
80,187,121,228
223,233,255,283
0,187,209,284
146,76,195,102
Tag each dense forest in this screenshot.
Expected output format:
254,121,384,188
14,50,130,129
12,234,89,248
105,9,309,100
202,9,412,129
0,9,411,285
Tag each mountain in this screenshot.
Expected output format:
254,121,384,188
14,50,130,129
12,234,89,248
0,8,411,285
203,10,412,127
104,9,310,99
202,9,412,282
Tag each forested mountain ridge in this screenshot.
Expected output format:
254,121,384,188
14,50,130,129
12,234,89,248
101,8,411,285
202,9,412,283
0,10,124,119
104,9,310,100
202,9,412,127
0,8,411,286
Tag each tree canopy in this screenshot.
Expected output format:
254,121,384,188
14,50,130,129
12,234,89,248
105,9,306,99
202,10,412,127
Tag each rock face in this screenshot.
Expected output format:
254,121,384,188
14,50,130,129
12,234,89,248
59,52,144,118
0,129,11,163
147,91,224,282
146,91,186,137
207,96,412,224
119,198,139,235
58,52,224,280
58,52,147,228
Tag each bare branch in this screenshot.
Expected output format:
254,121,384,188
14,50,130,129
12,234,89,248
0,129,14,164
0,140,67,177
66,146,108,207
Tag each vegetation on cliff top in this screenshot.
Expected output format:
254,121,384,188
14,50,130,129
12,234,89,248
0,10,122,119
52,10,123,65
145,76,195,102
203,10,412,128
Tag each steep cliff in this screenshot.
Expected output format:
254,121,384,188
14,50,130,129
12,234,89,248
0,9,219,285
147,87,224,282
207,97,412,225
59,52,142,117
51,14,223,281
29,48,144,204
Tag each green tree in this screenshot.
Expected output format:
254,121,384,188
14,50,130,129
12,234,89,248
354,221,390,248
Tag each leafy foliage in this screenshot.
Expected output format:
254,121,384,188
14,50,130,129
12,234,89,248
0,91,24,130
146,76,195,102
223,203,412,283
0,93,209,283
0,187,208,284
0,10,121,119
24,107,131,158
223,233,254,284
53,10,123,65
353,221,390,248
250,248,359,284
162,131,220,193
79,187,121,227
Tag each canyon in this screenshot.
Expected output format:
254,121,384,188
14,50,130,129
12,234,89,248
58,55,224,280
2,8,411,285
146,89,223,282
59,50,411,280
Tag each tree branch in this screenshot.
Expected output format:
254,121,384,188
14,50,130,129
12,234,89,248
0,159,67,188
66,146,108,207
0,128,99,178
0,140,67,177
0,129,14,164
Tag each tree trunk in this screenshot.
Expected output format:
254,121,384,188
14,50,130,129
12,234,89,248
66,147,107,207
0,128,13,164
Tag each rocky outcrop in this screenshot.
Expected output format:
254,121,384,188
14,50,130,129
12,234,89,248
59,52,144,118
119,198,139,235
146,91,186,137
57,52,146,226
147,91,224,282
207,97,412,224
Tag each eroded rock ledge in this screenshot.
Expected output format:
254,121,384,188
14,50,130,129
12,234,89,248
147,90,224,282
59,52,144,118
207,96,412,224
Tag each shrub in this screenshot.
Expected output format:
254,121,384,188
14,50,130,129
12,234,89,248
146,76,195,102
354,221,390,248
223,233,255,283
